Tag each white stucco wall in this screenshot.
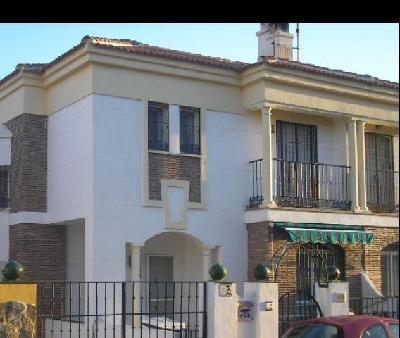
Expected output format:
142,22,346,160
47,95,94,223
88,94,261,281
65,220,85,281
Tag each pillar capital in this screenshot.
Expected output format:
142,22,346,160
261,105,272,115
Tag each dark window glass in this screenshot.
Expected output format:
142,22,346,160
365,133,395,212
180,106,200,155
382,243,399,297
0,166,9,209
362,324,389,338
276,120,317,163
388,324,399,338
283,323,342,338
148,101,169,151
275,120,318,201
296,244,345,295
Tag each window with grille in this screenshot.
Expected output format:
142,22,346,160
382,243,399,297
296,244,345,295
365,133,395,212
148,101,169,152
180,106,200,155
0,166,9,209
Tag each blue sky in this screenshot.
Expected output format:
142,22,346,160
0,23,398,82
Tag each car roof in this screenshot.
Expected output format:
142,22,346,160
296,315,399,328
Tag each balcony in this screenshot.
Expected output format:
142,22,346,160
366,169,399,213
249,159,351,210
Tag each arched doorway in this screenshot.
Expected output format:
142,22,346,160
125,232,209,336
141,231,207,283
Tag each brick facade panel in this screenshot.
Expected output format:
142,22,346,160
9,223,65,281
148,152,201,202
247,221,399,299
6,114,47,213
364,226,399,294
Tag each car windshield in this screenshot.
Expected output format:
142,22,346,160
282,323,343,338
388,324,399,338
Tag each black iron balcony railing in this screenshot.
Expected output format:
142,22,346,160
248,159,351,210
366,169,399,213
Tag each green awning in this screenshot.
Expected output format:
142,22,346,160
274,222,374,245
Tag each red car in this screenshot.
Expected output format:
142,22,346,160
282,315,399,338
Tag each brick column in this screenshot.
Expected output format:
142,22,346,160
6,114,47,213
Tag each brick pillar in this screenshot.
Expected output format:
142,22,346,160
9,223,66,338
247,222,269,281
6,113,48,213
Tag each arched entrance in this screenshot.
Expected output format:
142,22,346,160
141,231,208,283
125,231,209,336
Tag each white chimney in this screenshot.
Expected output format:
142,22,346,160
257,23,294,61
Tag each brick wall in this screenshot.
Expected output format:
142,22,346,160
9,223,65,281
6,114,47,213
247,222,297,295
246,222,398,298
343,243,364,298
364,226,399,294
148,152,201,202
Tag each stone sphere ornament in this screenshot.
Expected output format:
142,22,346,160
1,260,24,281
327,265,341,281
208,263,227,281
254,263,272,281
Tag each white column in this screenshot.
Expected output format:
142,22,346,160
261,106,276,208
169,104,180,154
203,247,212,281
207,282,238,338
348,119,360,212
128,243,143,328
213,245,223,265
314,282,349,316
240,282,279,338
357,120,369,212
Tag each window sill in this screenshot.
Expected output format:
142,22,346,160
148,150,202,158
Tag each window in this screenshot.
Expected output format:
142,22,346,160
275,121,318,202
365,133,395,212
362,324,389,338
296,244,345,295
382,243,399,297
0,165,9,209
282,323,343,338
180,106,200,155
276,120,317,163
148,101,169,151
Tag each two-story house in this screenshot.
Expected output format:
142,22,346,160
0,24,398,311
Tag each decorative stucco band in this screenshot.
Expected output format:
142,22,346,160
6,113,47,213
148,152,201,203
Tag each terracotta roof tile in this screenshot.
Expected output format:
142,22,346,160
86,36,249,71
261,56,399,90
0,35,398,91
